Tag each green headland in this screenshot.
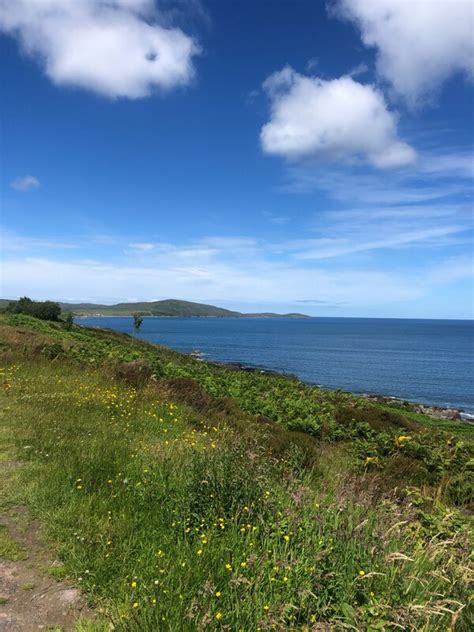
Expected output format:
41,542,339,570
0,297,310,318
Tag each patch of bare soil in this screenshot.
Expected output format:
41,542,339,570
0,499,93,631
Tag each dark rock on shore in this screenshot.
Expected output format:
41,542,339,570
362,394,473,423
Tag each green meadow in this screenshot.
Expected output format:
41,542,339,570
0,313,472,630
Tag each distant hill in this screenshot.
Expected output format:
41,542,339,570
0,298,310,318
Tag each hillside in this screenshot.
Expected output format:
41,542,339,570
63,299,242,317
0,299,310,318
0,313,472,630
0,298,310,318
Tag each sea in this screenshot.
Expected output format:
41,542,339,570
80,317,474,413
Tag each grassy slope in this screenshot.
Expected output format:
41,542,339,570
0,314,472,631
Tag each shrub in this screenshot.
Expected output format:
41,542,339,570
41,342,65,359
114,359,153,388
133,313,144,332
63,311,74,331
444,474,474,508
7,296,61,321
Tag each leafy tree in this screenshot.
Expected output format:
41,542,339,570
133,313,144,333
7,297,61,321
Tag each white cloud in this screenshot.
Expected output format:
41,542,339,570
0,255,424,309
335,0,474,105
419,151,474,179
289,225,467,261
0,229,78,252
2,219,471,310
281,147,473,202
0,0,200,98
262,211,290,225
10,175,40,191
426,256,473,284
3,245,472,317
127,242,155,252
261,67,416,169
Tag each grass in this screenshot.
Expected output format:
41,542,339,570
0,314,472,630
0,524,28,561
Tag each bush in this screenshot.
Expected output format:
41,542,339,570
444,474,474,507
63,311,74,331
114,359,153,388
7,297,61,321
41,342,65,359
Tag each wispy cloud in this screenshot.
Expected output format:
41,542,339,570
0,228,76,251
1,225,472,317
127,242,155,253
262,210,290,225
281,149,473,203
2,250,471,318
287,226,468,261
10,175,40,192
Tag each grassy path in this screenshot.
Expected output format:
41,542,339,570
0,402,94,631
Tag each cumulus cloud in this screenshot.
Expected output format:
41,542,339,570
261,67,416,169
0,0,200,98
10,175,40,191
335,0,474,105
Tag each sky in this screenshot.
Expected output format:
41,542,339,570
0,0,473,318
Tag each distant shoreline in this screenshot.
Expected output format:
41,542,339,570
74,313,474,322
75,313,312,319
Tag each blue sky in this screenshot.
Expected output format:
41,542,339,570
0,0,473,318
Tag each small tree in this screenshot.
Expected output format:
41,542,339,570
63,311,74,331
133,313,144,333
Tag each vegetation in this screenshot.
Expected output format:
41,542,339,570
0,313,472,630
4,296,61,321
133,313,144,332
64,310,74,331
0,298,309,318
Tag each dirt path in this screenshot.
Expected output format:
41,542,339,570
0,464,93,631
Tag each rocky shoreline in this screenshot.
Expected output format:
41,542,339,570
188,352,474,425
361,393,474,424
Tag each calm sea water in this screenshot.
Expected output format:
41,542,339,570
80,317,474,413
